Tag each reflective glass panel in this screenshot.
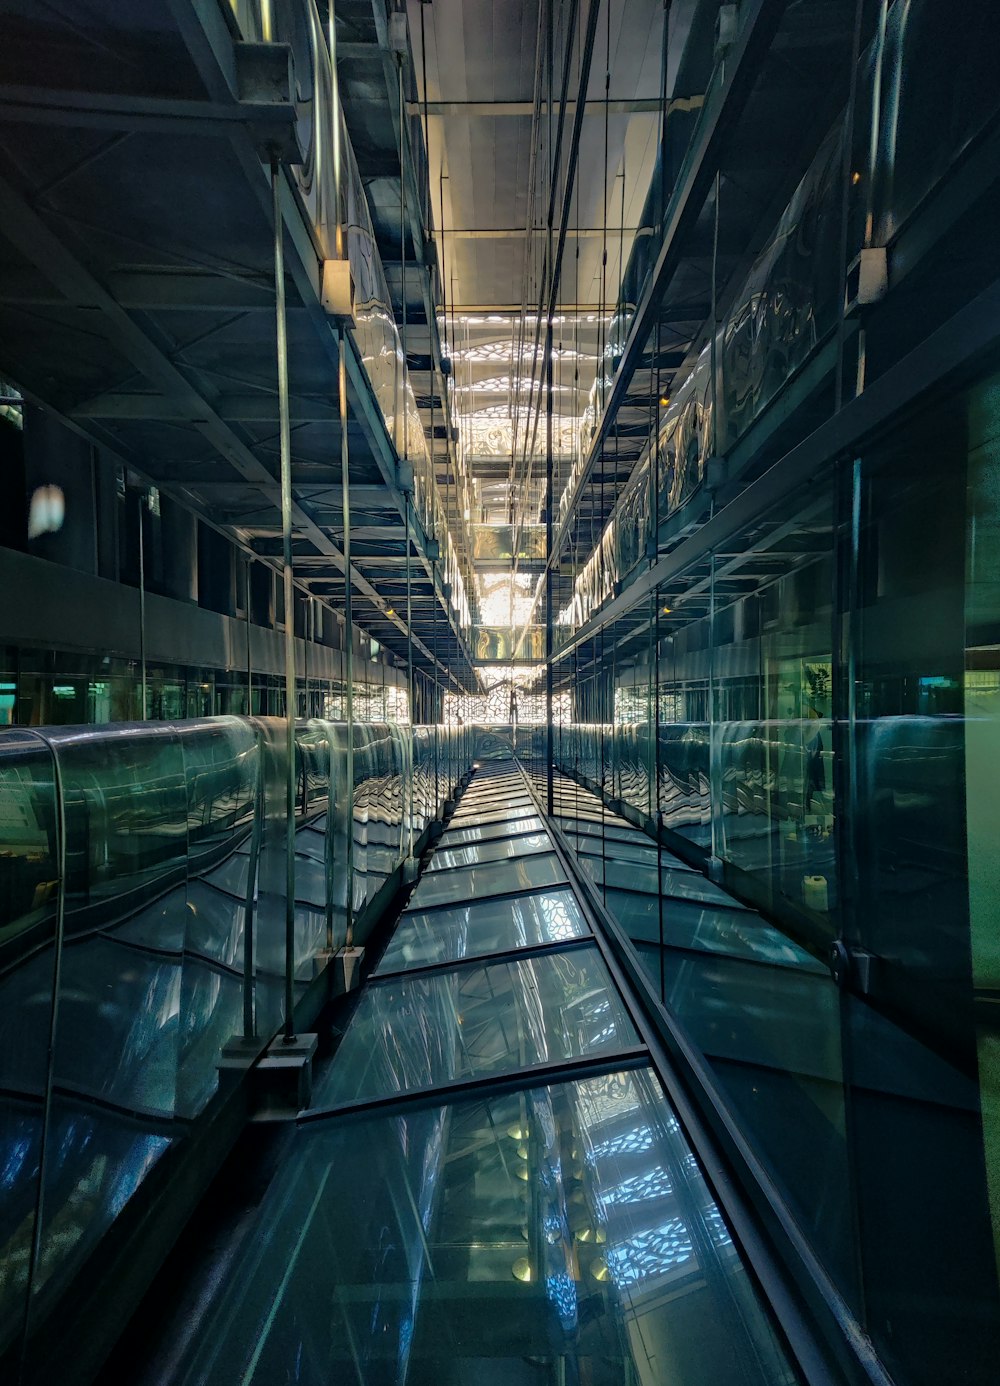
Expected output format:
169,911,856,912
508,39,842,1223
313,945,638,1107
439,814,545,846
179,1067,796,1386
379,888,590,973
605,889,823,970
427,832,553,872
408,853,568,909
580,855,736,902
450,797,534,825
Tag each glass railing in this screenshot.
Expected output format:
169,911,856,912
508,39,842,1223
0,715,472,1363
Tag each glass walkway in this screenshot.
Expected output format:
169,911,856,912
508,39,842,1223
170,758,799,1386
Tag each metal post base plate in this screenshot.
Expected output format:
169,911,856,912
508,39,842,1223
252,1031,318,1119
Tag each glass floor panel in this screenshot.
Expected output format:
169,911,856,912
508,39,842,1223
451,794,534,818
580,855,737,902
552,814,620,828
604,889,824,971
446,806,538,831
312,944,638,1107
462,775,527,792
575,840,659,868
637,947,839,1082
556,818,657,847
574,836,681,866
379,888,590,974
407,852,568,909
438,815,545,847
459,797,529,811
451,794,534,815
463,777,525,795
179,1067,797,1386
427,832,553,872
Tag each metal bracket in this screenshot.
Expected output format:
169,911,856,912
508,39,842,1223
388,11,409,56
830,940,878,994
252,1031,318,1118
334,945,365,993
845,247,888,312
321,259,356,324
715,4,739,59
218,1034,261,1072
235,41,302,163
705,455,728,492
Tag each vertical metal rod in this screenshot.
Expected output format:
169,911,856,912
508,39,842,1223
399,55,408,461
834,0,866,412
708,544,721,866
272,158,297,1042
330,0,355,947
243,758,262,1039
340,326,355,947
406,495,415,861
138,497,147,720
659,0,670,235
710,168,720,456
246,561,253,714
20,732,67,1366
544,0,555,817
430,358,440,813
329,2,344,258
398,33,416,858
845,456,863,930
304,595,311,719
653,593,666,1003
545,320,555,817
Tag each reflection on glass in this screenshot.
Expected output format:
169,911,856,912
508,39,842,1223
439,813,545,847
450,796,534,824
427,832,552,872
447,805,539,831
409,853,568,909
179,1067,795,1386
313,945,638,1107
379,888,590,973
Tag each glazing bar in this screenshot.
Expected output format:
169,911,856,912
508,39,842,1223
271,158,297,1041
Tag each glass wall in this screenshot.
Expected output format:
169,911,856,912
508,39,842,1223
536,364,1000,1386
2,645,407,729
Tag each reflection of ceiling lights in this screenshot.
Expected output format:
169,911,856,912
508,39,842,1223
590,1255,611,1283
507,1121,529,1140
512,1257,533,1282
